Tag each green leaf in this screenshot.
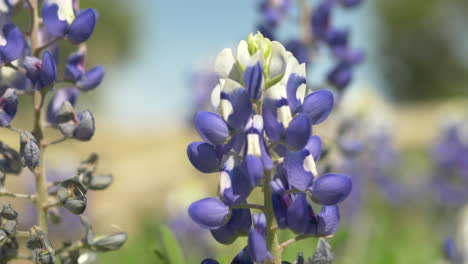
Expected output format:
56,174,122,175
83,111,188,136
154,226,185,264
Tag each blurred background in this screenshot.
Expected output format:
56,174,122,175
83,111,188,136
4,0,468,263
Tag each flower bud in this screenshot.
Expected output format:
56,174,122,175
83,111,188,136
19,131,40,170
83,174,113,190
73,110,95,141
57,178,88,215
92,232,128,252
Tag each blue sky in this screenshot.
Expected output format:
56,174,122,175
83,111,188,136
104,0,380,128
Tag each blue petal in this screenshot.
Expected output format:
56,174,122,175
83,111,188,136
77,65,104,91
285,114,311,151
262,96,284,142
194,111,230,146
242,155,264,187
41,3,69,36
257,23,275,41
232,247,254,264
47,87,79,124
286,72,306,113
333,47,365,66
67,9,98,43
188,197,229,229
338,0,362,8
284,150,314,191
187,142,221,173
230,166,253,203
272,192,288,229
444,237,459,262
0,89,18,127
285,39,310,65
316,205,340,236
64,64,82,81
39,51,57,87
287,193,312,234
220,80,253,130
244,62,263,101
310,174,352,205
210,208,251,244
200,259,219,264
247,229,273,263
327,64,352,90
325,28,349,48
253,213,267,235
311,0,333,39
260,138,273,170
306,135,322,160
300,89,334,125
0,24,24,62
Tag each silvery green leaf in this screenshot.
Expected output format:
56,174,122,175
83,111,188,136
73,110,95,141
83,174,113,190
310,238,333,264
19,131,40,170
92,232,127,252
57,178,88,215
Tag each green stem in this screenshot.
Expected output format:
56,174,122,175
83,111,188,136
264,170,282,264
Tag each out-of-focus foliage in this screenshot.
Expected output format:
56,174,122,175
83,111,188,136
375,0,468,100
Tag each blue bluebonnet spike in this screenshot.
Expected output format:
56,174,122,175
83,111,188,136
187,142,222,173
0,23,24,63
315,205,340,236
47,87,79,124
195,111,230,146
210,207,251,244
244,61,263,101
247,213,273,263
0,88,17,127
310,174,352,205
201,259,219,264
42,0,98,43
284,149,315,191
287,193,313,234
285,114,311,151
188,197,230,229
327,63,352,90
300,89,334,125
311,0,334,39
285,40,310,65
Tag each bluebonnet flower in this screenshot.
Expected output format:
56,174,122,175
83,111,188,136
188,34,352,263
0,23,24,64
42,0,98,43
311,0,364,93
23,50,57,90
0,88,18,127
430,121,468,207
64,47,105,91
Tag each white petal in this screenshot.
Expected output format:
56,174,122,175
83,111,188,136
215,48,236,78
237,40,250,68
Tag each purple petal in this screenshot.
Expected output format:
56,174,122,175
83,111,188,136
201,259,219,264
327,64,352,90
244,62,263,101
253,213,267,235
64,64,83,81
284,150,314,191
220,80,253,130
287,193,313,234
210,207,251,244
285,114,311,150
310,173,352,205
247,229,273,263
339,0,362,8
286,72,307,113
0,24,24,62
77,66,104,91
187,142,221,173
67,9,98,43
262,96,284,142
316,205,340,236
232,247,254,263
41,2,69,36
306,135,322,160
242,155,264,187
0,89,18,127
311,0,334,39
300,89,334,125
333,47,365,65
325,28,349,48
39,50,57,87
194,111,230,146
188,197,229,229
47,87,79,124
